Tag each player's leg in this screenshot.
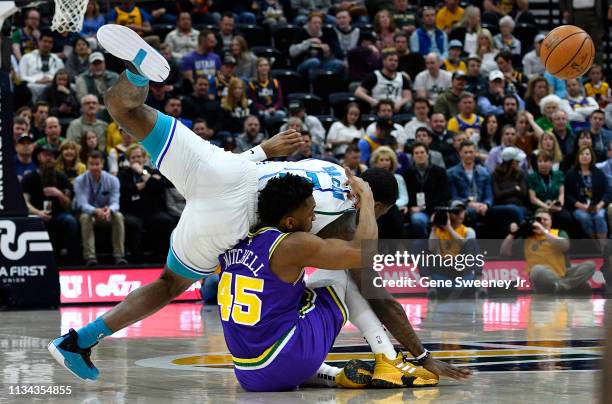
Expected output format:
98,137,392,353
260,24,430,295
48,266,196,381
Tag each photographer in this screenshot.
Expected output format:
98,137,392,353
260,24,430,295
425,200,483,297
500,209,595,293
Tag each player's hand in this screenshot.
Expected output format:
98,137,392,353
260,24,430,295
344,167,372,205
260,129,304,158
423,356,472,381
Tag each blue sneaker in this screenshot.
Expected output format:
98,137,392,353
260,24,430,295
48,329,99,381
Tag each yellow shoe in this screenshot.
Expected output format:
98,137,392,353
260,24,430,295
335,359,374,388
371,353,439,388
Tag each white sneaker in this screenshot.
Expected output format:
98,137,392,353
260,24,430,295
96,24,170,82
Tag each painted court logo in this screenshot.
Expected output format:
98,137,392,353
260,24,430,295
0,220,53,260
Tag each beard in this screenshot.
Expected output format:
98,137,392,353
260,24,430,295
41,162,57,187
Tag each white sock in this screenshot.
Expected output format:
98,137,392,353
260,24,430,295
302,363,342,387
346,277,397,361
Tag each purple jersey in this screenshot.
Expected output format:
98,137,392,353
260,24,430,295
181,50,221,78
218,227,305,362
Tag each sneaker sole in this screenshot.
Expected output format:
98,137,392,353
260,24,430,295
97,24,170,82
47,341,96,382
338,359,373,388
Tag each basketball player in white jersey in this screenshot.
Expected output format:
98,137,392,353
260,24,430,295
48,25,470,384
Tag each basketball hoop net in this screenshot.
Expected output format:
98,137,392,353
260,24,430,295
50,0,87,32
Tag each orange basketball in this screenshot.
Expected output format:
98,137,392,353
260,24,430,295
540,25,595,80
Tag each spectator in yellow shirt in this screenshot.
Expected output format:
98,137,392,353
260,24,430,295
436,0,465,33
447,92,483,138
443,40,467,73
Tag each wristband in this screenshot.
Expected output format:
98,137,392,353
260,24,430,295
241,145,267,162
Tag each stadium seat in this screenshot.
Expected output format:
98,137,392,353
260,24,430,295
194,24,218,33
328,92,371,118
481,22,499,37
353,22,373,31
264,116,287,136
514,23,538,55
251,47,285,68
287,93,323,115
314,115,338,133
271,24,306,60
271,69,309,94
236,24,271,47
151,24,174,42
312,70,347,106
361,113,377,127
393,113,414,125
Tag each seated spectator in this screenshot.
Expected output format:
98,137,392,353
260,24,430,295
414,127,446,168
496,94,520,128
449,6,481,56
355,49,412,113
289,12,344,82
561,130,595,172
41,69,79,120
536,94,571,132
64,36,91,79
365,100,409,148
478,70,524,116
443,40,466,73
164,12,199,61
230,36,257,80
334,10,360,55
145,81,172,111
164,97,192,128
81,0,105,47
36,117,65,150
106,0,153,37
14,132,37,181
565,146,608,243
338,145,364,177
347,31,382,82
11,8,40,61
444,131,467,168
531,132,563,170
404,141,450,237
475,29,498,77
235,115,266,153
15,106,33,126
584,64,611,109
292,0,335,25
493,16,521,56
436,0,464,33
429,112,456,157
30,101,49,141
75,52,119,106
492,147,528,211
447,140,524,236
21,144,79,264
595,142,612,234
514,110,543,159
501,209,595,293
209,53,238,100
465,56,487,99
247,57,285,121
473,113,499,160
219,77,256,135
551,110,576,157
181,76,221,127
327,102,364,157
289,131,321,161
56,140,86,183
281,101,326,148
410,7,448,58
525,76,550,119
158,44,183,90
74,150,126,266
359,118,394,164
19,29,64,101
414,53,452,105
51,31,79,62
192,118,219,145
522,34,546,79
108,127,135,175
447,92,483,139
528,151,573,230
390,0,417,35
66,94,109,149
119,144,174,263
426,200,483,297
259,0,287,26
434,71,466,119
404,97,431,141
79,130,106,167
374,9,397,50
495,50,527,98
370,146,409,214
566,78,599,130
588,110,612,162
13,115,30,139
486,125,528,173
394,32,425,82
181,30,221,83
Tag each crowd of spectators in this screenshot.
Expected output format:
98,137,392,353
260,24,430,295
6,0,612,287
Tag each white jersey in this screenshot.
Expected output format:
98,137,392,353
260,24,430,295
139,112,354,279
371,70,405,103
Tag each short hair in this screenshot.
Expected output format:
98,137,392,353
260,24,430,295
503,94,518,104
198,29,214,43
125,144,146,159
413,96,430,108
590,109,605,119
345,144,360,154
498,15,515,30
414,127,432,138
376,99,394,112
381,48,398,60
534,208,551,218
393,32,408,41
33,101,49,113
13,116,28,126
536,150,553,162
308,11,324,21
221,11,234,20
258,174,314,226
361,168,399,206
459,91,475,102
467,55,481,64
193,118,208,126
87,150,104,161
459,140,476,150
410,141,430,155
194,75,209,83
495,50,513,63
40,29,54,41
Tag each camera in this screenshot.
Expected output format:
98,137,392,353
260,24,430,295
433,207,460,228
514,217,543,238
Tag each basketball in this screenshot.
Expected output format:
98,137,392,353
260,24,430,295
540,25,595,80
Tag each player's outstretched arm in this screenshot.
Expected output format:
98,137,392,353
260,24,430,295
105,72,159,142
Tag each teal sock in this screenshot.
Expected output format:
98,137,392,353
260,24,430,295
76,317,112,349
125,69,149,87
